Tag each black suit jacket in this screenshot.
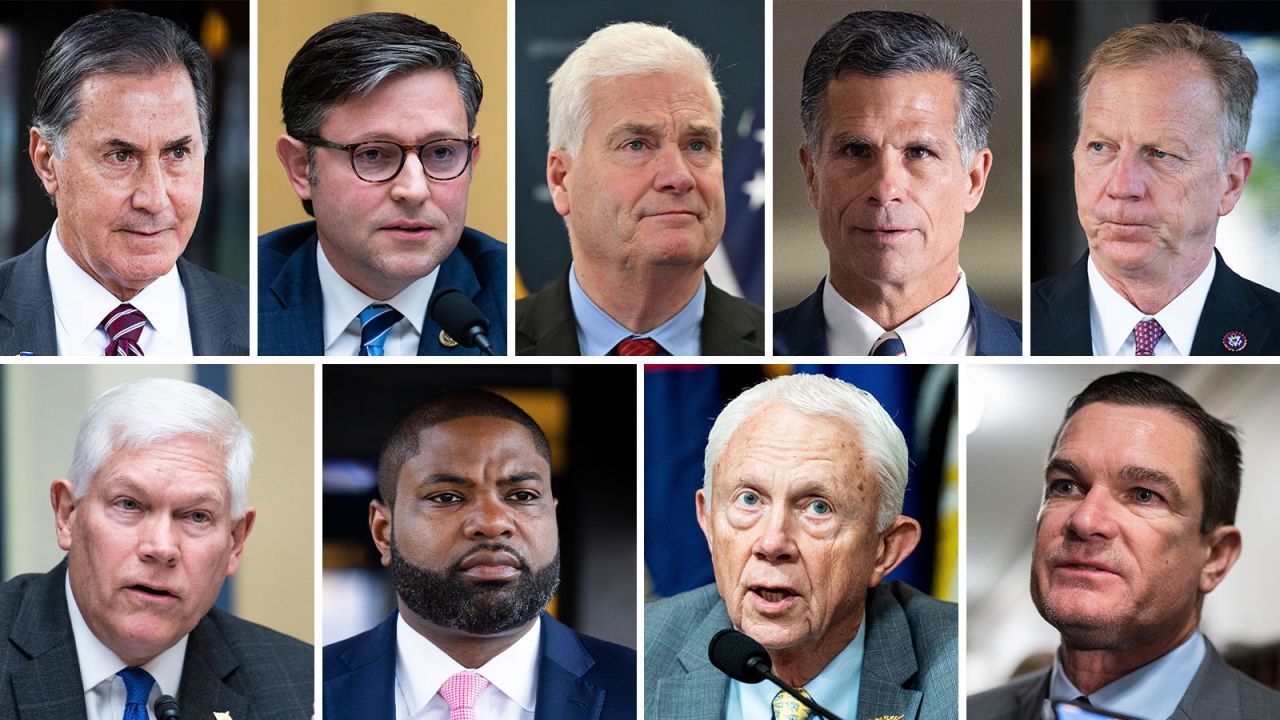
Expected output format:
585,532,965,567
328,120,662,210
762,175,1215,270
0,234,248,356
515,269,764,355
324,611,636,720
1031,250,1280,355
0,562,313,720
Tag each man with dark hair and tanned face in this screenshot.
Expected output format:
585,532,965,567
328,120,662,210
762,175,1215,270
261,13,505,356
969,371,1280,718
2,9,249,356
323,389,635,719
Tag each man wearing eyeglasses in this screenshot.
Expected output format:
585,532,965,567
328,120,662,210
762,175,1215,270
260,12,506,356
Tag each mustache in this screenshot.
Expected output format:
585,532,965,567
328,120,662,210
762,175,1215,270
452,542,531,574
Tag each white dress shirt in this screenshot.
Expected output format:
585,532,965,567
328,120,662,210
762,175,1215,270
1088,254,1215,356
823,268,976,356
317,241,438,356
394,614,539,720
66,573,187,720
46,220,193,356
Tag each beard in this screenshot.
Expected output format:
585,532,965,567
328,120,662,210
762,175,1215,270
390,535,561,635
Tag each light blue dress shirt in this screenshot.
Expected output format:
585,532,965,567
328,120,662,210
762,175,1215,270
567,263,705,356
1049,631,1206,720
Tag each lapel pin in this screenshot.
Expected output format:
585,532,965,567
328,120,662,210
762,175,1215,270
439,329,459,348
1222,331,1247,352
213,713,233,720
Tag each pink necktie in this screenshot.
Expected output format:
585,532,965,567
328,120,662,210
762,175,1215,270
439,671,489,720
1133,318,1165,356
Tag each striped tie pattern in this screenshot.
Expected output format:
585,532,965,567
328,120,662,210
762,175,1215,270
439,671,489,720
101,304,147,356
358,304,403,356
770,688,813,720
117,666,155,720
614,337,663,356
870,332,906,356
1133,318,1164,356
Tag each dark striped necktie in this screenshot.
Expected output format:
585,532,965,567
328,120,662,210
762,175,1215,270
359,304,403,356
101,304,147,356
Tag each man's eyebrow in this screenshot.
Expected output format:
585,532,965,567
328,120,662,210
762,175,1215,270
1119,465,1185,506
1044,457,1079,479
162,135,194,152
608,122,664,142
500,471,544,485
105,139,141,152
683,122,720,141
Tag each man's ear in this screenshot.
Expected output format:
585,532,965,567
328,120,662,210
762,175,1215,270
547,150,572,217
30,128,60,197
370,499,393,567
276,134,314,202
51,479,77,551
224,507,257,576
868,515,921,587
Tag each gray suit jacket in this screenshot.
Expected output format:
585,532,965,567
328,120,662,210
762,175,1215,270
645,581,958,720
967,640,1280,719
0,561,313,719
0,234,249,355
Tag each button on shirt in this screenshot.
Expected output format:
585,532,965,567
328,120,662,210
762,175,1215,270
46,221,194,356
318,241,437,356
567,263,704,356
394,614,540,720
1048,631,1205,720
66,573,186,720
1088,254,1215,356
823,269,976,356
725,611,865,720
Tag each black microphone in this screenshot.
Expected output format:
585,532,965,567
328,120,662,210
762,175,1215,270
154,694,180,719
708,629,846,720
429,287,495,356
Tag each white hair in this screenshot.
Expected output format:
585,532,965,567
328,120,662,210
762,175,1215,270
67,378,253,519
702,373,909,533
547,21,724,158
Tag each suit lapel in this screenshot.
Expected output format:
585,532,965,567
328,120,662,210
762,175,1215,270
263,234,327,354
177,258,247,355
773,281,829,355
417,245,487,356
516,271,582,355
857,585,923,720
700,276,762,355
1172,641,1241,718
969,287,1022,356
534,614,604,720
0,234,60,355
325,614,397,720
178,613,248,720
9,563,88,720
1032,253,1092,355
649,600,731,720
1189,252,1271,355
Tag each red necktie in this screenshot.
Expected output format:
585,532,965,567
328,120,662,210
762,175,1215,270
1133,318,1165,356
615,337,662,356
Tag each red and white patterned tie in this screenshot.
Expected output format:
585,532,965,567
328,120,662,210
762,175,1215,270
101,303,147,356
439,671,489,720
1133,318,1165,356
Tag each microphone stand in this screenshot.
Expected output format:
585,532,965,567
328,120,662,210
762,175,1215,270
748,657,846,720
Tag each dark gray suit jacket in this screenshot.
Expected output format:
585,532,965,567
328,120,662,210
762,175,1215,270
645,581,958,720
967,640,1280,719
0,562,313,720
0,234,249,355
515,269,764,355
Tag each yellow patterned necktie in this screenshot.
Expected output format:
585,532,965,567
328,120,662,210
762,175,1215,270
771,688,813,720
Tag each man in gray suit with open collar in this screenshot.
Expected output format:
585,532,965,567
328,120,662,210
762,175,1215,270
1,9,248,356
969,372,1280,719
645,373,957,720
0,378,311,719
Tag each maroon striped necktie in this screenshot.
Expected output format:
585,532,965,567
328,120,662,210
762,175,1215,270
101,303,147,356
614,337,663,356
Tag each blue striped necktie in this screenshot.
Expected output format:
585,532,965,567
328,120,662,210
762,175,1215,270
359,304,403,356
116,667,154,720
870,332,906,356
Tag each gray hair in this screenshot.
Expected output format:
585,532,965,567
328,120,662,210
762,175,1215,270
1078,21,1257,160
67,378,253,520
702,373,909,533
282,12,483,216
32,9,213,159
800,10,995,162
548,21,723,158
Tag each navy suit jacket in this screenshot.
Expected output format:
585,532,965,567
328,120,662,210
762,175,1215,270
515,269,764,355
1031,250,1280,355
0,233,249,355
323,612,636,720
0,562,313,720
773,279,1022,355
258,221,507,356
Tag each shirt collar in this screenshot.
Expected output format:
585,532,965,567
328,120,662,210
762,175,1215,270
735,609,866,720
66,570,187,702
823,269,972,356
47,219,188,347
1049,631,1205,719
316,240,438,351
395,614,541,716
567,263,705,355
1088,253,1215,356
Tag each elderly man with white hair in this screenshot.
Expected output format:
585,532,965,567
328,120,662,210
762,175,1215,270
516,21,764,357
0,378,312,719
645,373,957,720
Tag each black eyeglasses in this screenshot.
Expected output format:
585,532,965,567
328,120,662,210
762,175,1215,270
302,136,478,183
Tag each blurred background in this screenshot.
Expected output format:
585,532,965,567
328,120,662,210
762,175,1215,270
322,364,636,649
773,0,1023,320
257,0,507,241
645,363,958,604
0,1,250,284
1031,0,1280,286
514,0,765,306
0,364,314,645
967,364,1280,693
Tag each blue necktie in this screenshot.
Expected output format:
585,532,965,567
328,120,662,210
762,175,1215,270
870,332,906,356
117,667,154,720
358,304,403,356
